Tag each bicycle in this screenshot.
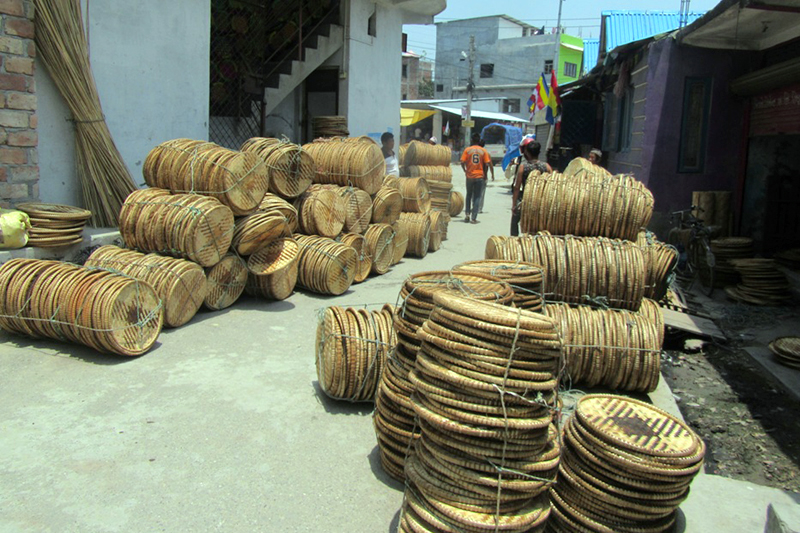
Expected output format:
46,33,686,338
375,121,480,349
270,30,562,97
667,206,716,296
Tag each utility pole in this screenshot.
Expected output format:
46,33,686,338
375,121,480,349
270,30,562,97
465,35,476,148
546,0,564,153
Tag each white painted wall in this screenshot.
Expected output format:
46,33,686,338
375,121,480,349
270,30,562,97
36,0,210,207
498,18,523,40
341,0,404,140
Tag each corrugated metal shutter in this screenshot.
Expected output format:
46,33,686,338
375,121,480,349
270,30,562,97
750,83,800,137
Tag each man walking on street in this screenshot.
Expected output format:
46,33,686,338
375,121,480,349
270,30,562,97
460,133,491,224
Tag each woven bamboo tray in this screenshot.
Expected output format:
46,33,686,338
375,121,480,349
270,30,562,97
295,235,357,295
143,139,269,215
427,211,447,252
452,259,545,311
562,156,612,179
520,170,654,242
485,233,647,311
550,394,704,533
0,258,162,356
364,223,395,275
294,187,347,238
407,165,453,183
231,212,289,256
17,202,91,248
428,180,453,214
119,188,234,268
637,231,679,302
204,254,247,310
371,186,403,225
312,115,348,138
316,304,396,402
404,140,452,166
85,245,206,328
397,213,431,258
448,190,464,217
339,233,372,283
246,237,299,300
307,184,372,235
398,177,432,214
257,193,299,234
240,137,313,199
390,221,408,265
302,137,384,195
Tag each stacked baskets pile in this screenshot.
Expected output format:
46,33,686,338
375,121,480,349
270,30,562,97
403,140,453,237
17,203,92,248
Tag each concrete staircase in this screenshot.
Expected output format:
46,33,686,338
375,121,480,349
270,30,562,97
263,24,344,117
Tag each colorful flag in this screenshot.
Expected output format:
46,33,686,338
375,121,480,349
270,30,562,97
546,70,560,125
535,74,549,111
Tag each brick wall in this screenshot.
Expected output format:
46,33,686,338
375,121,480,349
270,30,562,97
0,0,36,207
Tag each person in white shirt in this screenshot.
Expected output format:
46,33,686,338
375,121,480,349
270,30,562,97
381,132,399,177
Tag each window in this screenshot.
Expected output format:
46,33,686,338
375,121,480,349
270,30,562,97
544,60,553,74
602,88,634,153
505,99,520,114
368,10,376,37
564,62,578,78
619,88,634,152
436,84,444,93
679,77,712,173
402,64,408,78
402,93,407,100
480,64,494,78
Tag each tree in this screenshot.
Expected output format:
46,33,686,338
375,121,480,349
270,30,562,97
418,79,434,99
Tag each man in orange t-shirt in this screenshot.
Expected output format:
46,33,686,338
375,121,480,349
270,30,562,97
460,133,492,223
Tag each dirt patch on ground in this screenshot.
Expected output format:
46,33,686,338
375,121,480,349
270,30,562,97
662,338,800,493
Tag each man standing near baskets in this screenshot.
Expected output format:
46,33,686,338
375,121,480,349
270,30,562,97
460,133,491,224
381,132,400,177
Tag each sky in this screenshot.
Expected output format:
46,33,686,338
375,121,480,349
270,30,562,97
403,0,721,60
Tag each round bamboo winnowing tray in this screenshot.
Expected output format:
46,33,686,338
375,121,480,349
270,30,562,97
257,193,299,234
17,202,91,248
484,233,647,311
372,271,516,482
371,186,402,225
0,258,163,356
84,245,207,328
390,220,408,265
302,138,384,195
549,394,705,533
563,156,612,179
364,223,395,275
408,165,453,183
307,184,372,235
398,177,432,214
397,291,562,528
119,188,234,268
246,237,299,300
339,233,372,283
398,212,431,258
545,300,664,393
316,304,397,402
452,259,545,311
520,170,654,242
404,140,452,166
769,336,800,369
231,212,289,256
143,139,269,215
204,254,247,310
427,211,447,252
294,187,347,238
295,235,357,295
637,232,679,302
448,190,464,217
240,137,313,199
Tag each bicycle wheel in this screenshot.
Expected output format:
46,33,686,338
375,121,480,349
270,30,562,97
689,238,715,296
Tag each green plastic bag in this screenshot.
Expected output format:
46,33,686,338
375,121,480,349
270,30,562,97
0,208,31,249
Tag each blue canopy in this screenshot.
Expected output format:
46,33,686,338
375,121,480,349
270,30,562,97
480,123,524,170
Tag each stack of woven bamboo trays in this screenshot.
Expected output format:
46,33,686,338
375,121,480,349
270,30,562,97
452,259,545,311
240,138,314,199
710,237,754,287
312,116,348,138
398,292,561,533
769,337,800,369
549,395,705,533
302,137,384,195
17,203,92,248
725,258,792,306
0,258,163,356
373,271,515,481
315,305,397,401
637,231,679,301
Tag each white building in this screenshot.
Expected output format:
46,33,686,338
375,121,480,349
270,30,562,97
35,0,445,207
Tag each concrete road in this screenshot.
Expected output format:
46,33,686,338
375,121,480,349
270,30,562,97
0,168,515,533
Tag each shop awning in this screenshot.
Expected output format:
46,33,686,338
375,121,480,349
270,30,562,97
400,108,437,126
429,105,526,123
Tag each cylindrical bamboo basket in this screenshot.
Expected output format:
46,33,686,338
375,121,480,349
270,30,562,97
246,237,300,300
294,187,347,238
119,188,234,268
257,193,299,234
204,254,247,310
231,212,289,256
143,139,269,215
485,233,647,311
390,220,408,265
448,190,464,217
520,171,654,242
452,259,545,311
316,304,397,402
407,165,453,183
398,178,431,214
84,245,206,328
546,299,664,392
302,138,384,195
404,140,451,166
0,258,163,356
364,223,395,275
339,233,372,283
240,137,314,199
371,186,403,225
295,235,358,295
398,213,431,258
427,211,446,252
